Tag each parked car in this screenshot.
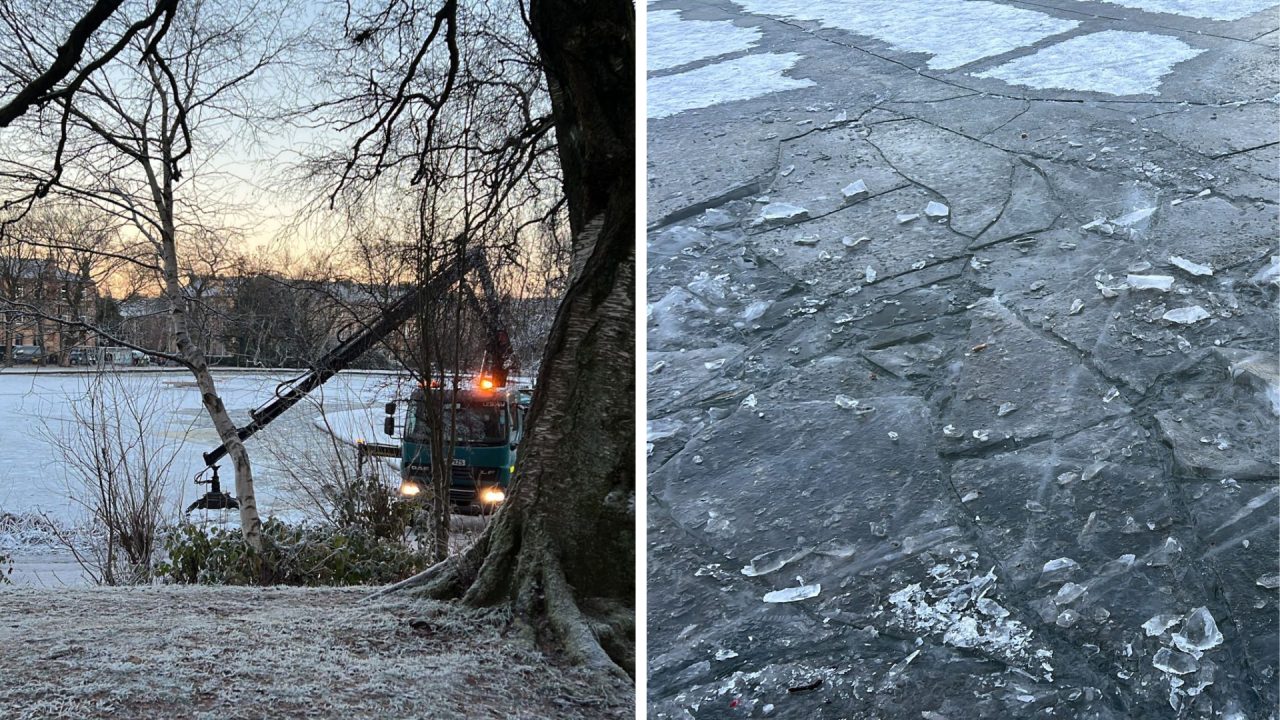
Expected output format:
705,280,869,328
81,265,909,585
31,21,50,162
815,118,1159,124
68,347,97,366
10,345,45,365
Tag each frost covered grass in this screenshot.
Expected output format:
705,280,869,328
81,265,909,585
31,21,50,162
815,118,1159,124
0,512,94,553
0,586,631,719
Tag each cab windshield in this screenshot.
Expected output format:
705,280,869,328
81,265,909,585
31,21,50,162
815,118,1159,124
408,400,508,445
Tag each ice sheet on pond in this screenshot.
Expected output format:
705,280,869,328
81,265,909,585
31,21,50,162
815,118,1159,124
0,371,411,525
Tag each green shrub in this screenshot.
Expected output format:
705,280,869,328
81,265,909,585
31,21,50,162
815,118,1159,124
156,518,433,586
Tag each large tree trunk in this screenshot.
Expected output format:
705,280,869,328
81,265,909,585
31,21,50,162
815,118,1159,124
378,0,635,676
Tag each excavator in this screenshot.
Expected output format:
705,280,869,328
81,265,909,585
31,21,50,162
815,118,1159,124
382,259,527,514
188,246,524,514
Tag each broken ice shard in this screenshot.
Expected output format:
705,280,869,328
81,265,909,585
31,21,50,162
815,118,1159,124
896,212,920,224
741,548,810,577
923,201,949,218
756,202,809,225
1172,607,1224,655
1251,256,1279,286
1054,582,1088,605
763,584,821,603
1162,306,1211,325
1168,255,1213,277
714,648,739,660
793,235,819,246
1153,647,1199,675
1146,537,1183,567
1112,206,1156,227
1127,274,1175,291
1039,557,1080,585
1143,613,1181,637
1069,298,1084,315
834,395,859,410
704,358,726,371
864,266,877,283
1257,574,1280,589
996,402,1017,417
842,179,869,201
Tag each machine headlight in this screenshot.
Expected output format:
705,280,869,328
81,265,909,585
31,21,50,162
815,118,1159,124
479,487,506,505
399,480,422,497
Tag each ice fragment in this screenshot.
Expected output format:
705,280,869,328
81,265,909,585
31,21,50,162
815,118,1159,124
1162,306,1210,325
1054,582,1088,605
924,201,949,218
1069,298,1084,315
763,584,821,603
1172,607,1223,654
895,213,920,224
841,179,869,201
757,202,809,225
864,266,877,283
1127,274,1174,291
834,395,859,409
1143,613,1180,636
1103,386,1120,403
1168,255,1213,277
1112,206,1156,227
996,402,1017,417
1257,574,1280,589
715,649,739,660
1153,648,1199,675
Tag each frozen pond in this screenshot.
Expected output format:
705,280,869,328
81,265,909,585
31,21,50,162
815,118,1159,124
0,369,415,527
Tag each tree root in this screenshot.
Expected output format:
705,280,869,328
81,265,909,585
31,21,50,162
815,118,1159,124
370,512,633,679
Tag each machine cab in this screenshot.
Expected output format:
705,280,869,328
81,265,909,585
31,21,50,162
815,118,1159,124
394,378,526,512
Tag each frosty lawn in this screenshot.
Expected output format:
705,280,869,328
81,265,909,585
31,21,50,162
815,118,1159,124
0,586,630,719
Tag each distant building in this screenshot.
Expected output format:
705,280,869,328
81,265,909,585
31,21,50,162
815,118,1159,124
0,256,99,362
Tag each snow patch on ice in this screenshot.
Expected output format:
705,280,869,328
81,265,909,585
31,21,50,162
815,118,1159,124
1096,0,1279,21
974,31,1205,96
648,53,815,119
732,0,1078,70
648,10,762,72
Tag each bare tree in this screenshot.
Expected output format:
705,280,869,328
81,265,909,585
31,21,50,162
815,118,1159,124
43,368,191,584
0,0,302,552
